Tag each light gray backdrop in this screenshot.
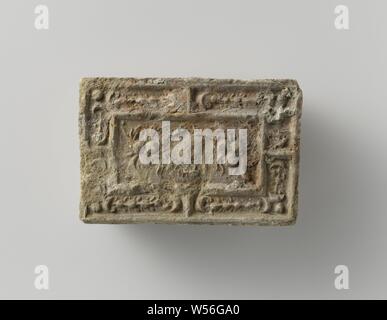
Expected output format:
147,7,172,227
0,0,386,299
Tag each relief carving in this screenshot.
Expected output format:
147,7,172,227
80,78,302,225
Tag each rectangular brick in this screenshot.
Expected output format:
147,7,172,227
79,78,302,225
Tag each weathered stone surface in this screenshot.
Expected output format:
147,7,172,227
79,78,302,225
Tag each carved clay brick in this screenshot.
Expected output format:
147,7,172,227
79,78,302,225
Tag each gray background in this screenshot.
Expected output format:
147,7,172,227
0,0,386,299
